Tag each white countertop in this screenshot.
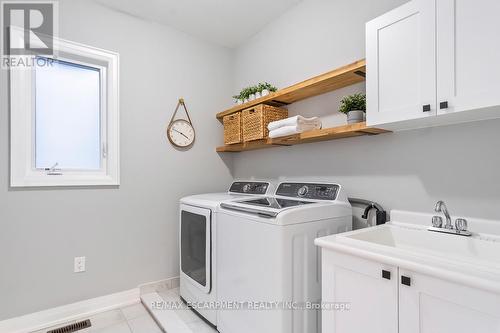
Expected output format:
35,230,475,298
315,210,500,294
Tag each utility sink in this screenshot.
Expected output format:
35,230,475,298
315,211,500,292
342,224,500,270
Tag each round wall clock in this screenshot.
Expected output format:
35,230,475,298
166,98,195,149
167,119,195,148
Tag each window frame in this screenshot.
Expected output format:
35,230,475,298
10,36,120,187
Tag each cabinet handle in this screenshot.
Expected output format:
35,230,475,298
401,275,411,286
422,104,431,112
440,101,449,109
382,270,391,280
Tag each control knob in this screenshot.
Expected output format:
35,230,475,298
298,185,309,197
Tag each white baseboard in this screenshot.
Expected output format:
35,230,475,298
138,276,180,295
0,288,140,333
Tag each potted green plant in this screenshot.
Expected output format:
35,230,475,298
260,82,277,96
233,83,278,104
257,83,267,97
269,83,277,92
248,85,258,101
338,93,366,124
233,94,243,105
241,87,251,103
255,85,262,99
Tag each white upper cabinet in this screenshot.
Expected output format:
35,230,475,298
367,0,500,129
437,0,500,115
366,0,436,126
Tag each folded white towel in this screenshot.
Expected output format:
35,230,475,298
268,123,320,138
268,115,322,131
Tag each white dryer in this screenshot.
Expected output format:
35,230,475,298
217,182,352,333
179,181,273,327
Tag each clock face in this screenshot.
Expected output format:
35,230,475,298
167,119,195,148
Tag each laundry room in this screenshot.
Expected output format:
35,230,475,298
1,0,499,333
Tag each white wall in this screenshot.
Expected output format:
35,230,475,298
0,0,234,320
232,0,500,221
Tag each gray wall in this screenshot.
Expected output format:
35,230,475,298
2,0,500,322
232,0,500,221
0,0,234,320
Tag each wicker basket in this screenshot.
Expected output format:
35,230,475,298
242,104,288,142
223,112,242,144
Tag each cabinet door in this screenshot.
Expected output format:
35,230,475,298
437,0,500,116
399,269,500,333
366,0,436,126
322,251,398,333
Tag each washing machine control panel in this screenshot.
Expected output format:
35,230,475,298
276,183,339,200
230,182,269,194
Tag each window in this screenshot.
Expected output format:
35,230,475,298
35,58,101,170
10,38,119,187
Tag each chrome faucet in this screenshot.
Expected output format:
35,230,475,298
434,200,452,229
429,200,472,237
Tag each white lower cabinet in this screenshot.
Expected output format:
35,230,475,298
399,269,500,333
322,251,500,333
322,251,398,333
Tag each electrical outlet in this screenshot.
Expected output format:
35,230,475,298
74,256,86,273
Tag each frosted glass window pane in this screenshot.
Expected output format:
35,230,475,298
35,58,101,170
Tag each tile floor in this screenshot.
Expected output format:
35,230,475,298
155,288,217,333
32,288,216,333
33,302,163,333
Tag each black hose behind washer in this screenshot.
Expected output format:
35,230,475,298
348,198,388,225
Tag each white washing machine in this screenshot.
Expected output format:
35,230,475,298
217,182,352,333
179,181,273,327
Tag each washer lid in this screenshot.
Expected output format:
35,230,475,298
219,182,352,224
220,197,319,218
180,181,273,208
235,197,314,209
181,192,246,208
220,199,351,224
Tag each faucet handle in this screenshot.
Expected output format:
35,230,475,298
432,216,443,228
434,200,443,212
455,218,468,232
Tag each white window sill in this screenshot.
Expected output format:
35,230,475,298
10,175,120,188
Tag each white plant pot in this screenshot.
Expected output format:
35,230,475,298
249,94,256,101
261,89,270,96
346,110,365,124
244,98,249,103
237,99,243,105
255,91,261,99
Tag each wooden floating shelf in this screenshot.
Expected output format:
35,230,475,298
216,59,367,122
215,59,389,153
216,122,390,152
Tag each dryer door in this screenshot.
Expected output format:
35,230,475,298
180,204,211,293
